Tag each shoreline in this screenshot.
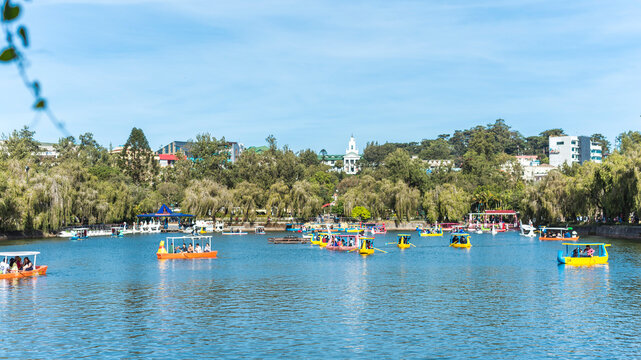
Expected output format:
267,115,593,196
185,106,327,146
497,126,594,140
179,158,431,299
4,223,641,241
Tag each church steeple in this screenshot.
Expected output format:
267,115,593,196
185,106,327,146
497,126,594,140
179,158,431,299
347,136,358,155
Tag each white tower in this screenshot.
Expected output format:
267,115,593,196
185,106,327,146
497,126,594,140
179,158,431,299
344,135,361,174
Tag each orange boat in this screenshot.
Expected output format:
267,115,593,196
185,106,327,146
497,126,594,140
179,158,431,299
157,236,218,259
539,227,579,241
0,252,48,279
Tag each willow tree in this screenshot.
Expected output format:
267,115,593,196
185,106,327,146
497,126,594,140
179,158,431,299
266,180,290,218
290,180,322,219
183,179,231,223
233,181,263,221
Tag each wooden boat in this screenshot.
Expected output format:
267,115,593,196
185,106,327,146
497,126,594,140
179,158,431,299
450,233,471,248
157,236,217,259
222,227,248,235
558,243,610,266
539,227,579,241
397,234,412,249
268,236,308,244
326,234,360,251
0,252,48,279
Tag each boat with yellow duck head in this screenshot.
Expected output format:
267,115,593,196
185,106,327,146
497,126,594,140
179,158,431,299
395,234,414,249
449,233,471,248
557,243,610,266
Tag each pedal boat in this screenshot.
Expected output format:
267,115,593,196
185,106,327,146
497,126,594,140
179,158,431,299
358,237,375,255
0,252,47,279
326,234,360,252
419,225,443,237
397,234,412,249
557,243,610,266
539,227,579,241
449,233,471,248
157,236,218,259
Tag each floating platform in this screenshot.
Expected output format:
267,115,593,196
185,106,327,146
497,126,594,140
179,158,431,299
268,236,309,244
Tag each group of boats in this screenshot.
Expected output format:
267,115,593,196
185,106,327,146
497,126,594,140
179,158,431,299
59,222,162,239
3,220,612,280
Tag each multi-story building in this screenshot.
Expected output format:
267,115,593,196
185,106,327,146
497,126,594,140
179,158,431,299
155,140,244,167
549,136,602,167
156,141,191,157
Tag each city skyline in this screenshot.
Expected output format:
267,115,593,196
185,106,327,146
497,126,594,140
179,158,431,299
2,0,640,152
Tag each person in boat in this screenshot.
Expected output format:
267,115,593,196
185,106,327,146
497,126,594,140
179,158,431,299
9,259,18,273
460,237,467,245
22,257,33,271
572,248,579,257
182,243,187,252
204,243,211,252
0,258,8,274
194,243,202,253
187,243,194,253
14,256,22,270
564,231,571,238
175,245,182,253
451,236,459,244
582,245,594,257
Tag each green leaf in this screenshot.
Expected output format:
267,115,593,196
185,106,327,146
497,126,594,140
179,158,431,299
17,26,28,47
2,0,20,22
33,98,46,110
0,47,16,62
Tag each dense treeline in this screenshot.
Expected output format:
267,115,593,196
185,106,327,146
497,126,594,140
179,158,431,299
0,121,639,233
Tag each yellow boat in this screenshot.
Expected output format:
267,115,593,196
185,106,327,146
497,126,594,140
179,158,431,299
397,234,412,249
310,233,322,246
558,243,610,266
419,225,443,237
449,233,471,248
316,233,333,247
359,237,375,255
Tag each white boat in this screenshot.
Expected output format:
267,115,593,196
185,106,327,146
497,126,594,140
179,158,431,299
519,221,536,237
222,227,247,235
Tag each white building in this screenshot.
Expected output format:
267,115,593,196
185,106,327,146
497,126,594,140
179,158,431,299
318,136,361,174
549,136,602,167
343,136,360,174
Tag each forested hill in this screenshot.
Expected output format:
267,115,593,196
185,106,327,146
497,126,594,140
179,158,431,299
0,120,639,234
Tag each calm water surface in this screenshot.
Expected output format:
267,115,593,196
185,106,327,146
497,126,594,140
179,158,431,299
1,231,640,359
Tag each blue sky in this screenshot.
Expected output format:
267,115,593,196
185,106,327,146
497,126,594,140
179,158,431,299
1,0,640,153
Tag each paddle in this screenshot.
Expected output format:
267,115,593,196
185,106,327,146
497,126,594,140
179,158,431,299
410,243,416,247
385,242,397,245
348,248,357,253
374,248,388,253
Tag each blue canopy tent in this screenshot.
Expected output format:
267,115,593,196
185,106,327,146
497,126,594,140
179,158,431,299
137,204,194,229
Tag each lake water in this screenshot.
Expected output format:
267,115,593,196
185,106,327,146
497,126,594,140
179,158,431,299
1,231,640,358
